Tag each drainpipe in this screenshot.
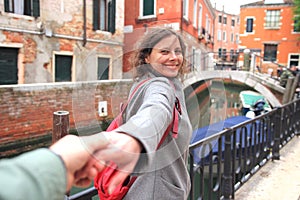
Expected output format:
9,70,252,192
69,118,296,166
180,0,183,32
83,0,87,47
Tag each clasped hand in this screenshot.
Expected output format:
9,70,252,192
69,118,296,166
50,132,142,193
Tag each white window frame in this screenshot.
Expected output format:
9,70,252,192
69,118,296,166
288,53,300,67
223,31,227,42
235,34,239,44
217,30,222,41
198,5,203,35
183,0,189,21
193,0,198,27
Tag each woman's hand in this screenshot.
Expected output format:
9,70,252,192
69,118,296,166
50,134,109,191
93,131,143,194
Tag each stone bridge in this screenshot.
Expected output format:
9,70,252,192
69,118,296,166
183,70,284,107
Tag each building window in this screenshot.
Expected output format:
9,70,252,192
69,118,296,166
93,0,116,33
183,0,189,20
223,16,227,24
218,48,223,59
140,0,156,17
230,33,234,43
222,49,227,60
235,34,239,44
4,0,40,17
230,49,234,61
217,30,222,41
192,48,196,71
218,15,222,23
54,55,73,82
263,44,277,62
0,47,18,85
265,10,280,28
198,5,203,36
231,19,235,27
193,0,198,27
223,31,226,41
97,57,110,80
205,14,211,36
293,19,300,32
288,54,300,67
246,18,253,33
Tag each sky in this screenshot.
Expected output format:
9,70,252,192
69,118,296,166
210,0,260,15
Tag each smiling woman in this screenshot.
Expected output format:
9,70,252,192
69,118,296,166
93,27,193,200
144,35,183,78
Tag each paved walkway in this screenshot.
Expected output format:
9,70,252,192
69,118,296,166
235,136,300,200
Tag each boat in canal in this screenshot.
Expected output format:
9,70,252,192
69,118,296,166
239,90,272,118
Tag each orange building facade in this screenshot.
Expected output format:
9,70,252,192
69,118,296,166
123,0,216,77
239,0,300,75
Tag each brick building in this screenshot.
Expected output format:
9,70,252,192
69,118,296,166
239,0,300,75
213,9,240,70
122,0,216,77
0,0,124,85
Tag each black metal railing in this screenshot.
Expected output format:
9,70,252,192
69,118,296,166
65,98,300,200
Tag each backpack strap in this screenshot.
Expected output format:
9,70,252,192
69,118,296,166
120,79,151,113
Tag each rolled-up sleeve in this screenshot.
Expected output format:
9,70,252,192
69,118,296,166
0,148,66,200
115,77,176,173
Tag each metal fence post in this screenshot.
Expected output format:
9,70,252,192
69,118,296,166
272,108,281,160
222,132,233,200
52,111,70,144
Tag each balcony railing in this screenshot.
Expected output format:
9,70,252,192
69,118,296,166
64,98,300,200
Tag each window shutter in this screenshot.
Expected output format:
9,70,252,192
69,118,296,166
246,19,253,32
24,0,32,16
4,0,10,12
108,0,116,34
93,0,100,30
32,0,40,17
143,0,154,16
55,55,72,82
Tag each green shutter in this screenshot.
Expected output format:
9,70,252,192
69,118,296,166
55,55,72,82
32,0,40,17
0,48,18,85
143,0,154,16
4,0,10,12
93,0,100,30
108,0,116,34
24,0,31,16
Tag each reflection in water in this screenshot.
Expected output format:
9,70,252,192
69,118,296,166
185,78,254,131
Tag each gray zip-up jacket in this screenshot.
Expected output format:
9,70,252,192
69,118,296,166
116,71,192,200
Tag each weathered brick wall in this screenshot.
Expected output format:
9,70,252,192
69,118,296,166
0,80,133,158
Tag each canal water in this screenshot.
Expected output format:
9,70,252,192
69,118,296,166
185,78,255,131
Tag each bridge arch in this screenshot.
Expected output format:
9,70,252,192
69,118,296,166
183,70,282,107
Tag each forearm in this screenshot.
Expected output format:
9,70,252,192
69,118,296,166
0,149,66,200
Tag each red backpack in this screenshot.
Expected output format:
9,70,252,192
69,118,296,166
94,79,181,200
